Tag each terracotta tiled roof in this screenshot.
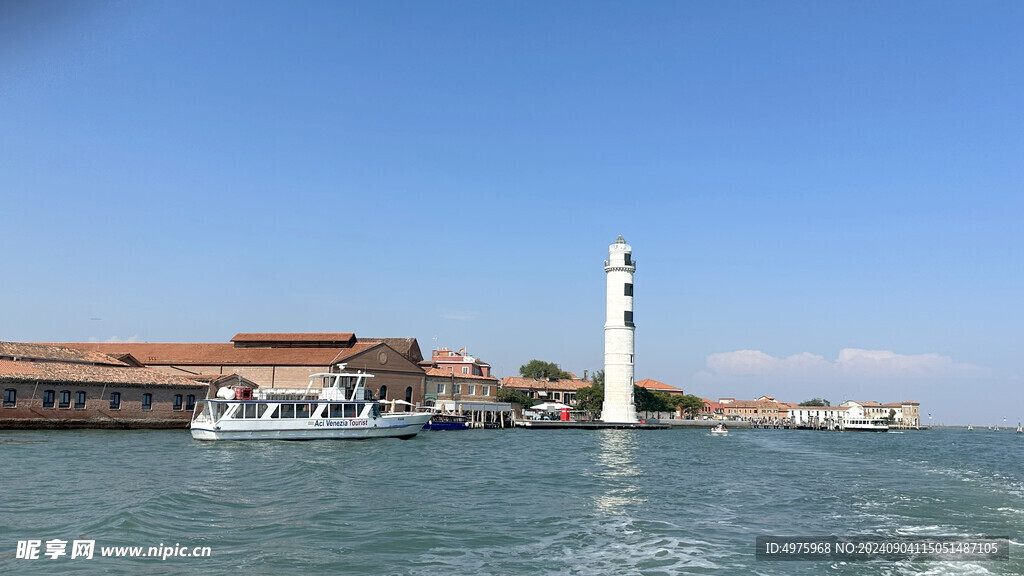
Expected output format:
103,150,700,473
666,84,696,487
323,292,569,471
0,358,204,388
361,338,423,363
635,378,683,393
424,367,498,381
1,342,128,366
54,342,379,366
501,376,591,392
231,332,356,344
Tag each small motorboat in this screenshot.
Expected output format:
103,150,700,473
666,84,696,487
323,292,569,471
711,424,728,435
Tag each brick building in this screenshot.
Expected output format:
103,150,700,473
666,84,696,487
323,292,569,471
1,342,207,429
55,333,428,407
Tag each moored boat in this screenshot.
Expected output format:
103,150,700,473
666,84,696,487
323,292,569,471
422,412,471,431
843,418,889,432
189,367,430,441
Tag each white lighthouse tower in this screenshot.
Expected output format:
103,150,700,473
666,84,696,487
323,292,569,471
602,235,638,423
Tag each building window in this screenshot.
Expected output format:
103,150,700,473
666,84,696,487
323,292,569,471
142,393,152,411
59,391,71,409
173,394,183,410
186,394,196,411
75,391,87,409
624,283,633,296
379,385,388,400
405,387,413,412
624,311,634,326
110,392,121,410
453,383,461,395
624,252,632,266
462,367,469,374
3,389,15,408
481,386,490,397
43,390,55,408
437,381,446,394
467,385,475,396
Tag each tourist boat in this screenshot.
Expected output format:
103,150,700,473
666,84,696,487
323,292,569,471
842,418,889,432
967,425,973,431
189,367,431,441
710,424,728,435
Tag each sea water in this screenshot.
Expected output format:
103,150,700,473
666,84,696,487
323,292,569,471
1,428,1020,575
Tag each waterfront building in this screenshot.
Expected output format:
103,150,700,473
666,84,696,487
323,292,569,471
787,406,852,429
602,235,638,423
701,398,725,419
718,396,787,421
55,333,427,408
501,376,591,407
635,378,683,396
1,342,207,429
422,347,499,404
842,400,921,428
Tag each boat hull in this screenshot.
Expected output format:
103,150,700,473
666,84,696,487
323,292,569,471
190,413,431,441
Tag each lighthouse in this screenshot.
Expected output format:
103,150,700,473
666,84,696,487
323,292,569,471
602,235,638,423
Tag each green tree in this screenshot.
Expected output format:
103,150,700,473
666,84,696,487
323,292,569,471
574,382,604,413
884,408,897,425
519,359,571,380
497,387,537,408
672,394,706,419
635,386,672,415
799,398,831,407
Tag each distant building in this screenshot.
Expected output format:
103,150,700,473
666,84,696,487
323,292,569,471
501,376,591,407
53,333,427,407
427,347,492,377
842,400,921,428
635,378,683,396
788,405,851,429
1,342,207,429
420,347,498,404
718,395,787,421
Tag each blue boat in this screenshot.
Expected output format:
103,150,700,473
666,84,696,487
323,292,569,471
422,413,471,431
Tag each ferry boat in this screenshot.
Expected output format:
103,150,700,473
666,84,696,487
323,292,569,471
189,367,431,441
842,418,889,432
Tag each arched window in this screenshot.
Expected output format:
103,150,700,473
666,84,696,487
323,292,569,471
43,390,55,408
379,385,388,400
405,386,413,412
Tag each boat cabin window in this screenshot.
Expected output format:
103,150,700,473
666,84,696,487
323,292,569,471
296,404,311,418
329,404,344,418
279,404,295,418
344,403,358,418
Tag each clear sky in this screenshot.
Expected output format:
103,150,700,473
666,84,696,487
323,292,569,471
2,1,1021,425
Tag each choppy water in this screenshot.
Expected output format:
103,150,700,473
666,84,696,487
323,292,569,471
1,428,1021,575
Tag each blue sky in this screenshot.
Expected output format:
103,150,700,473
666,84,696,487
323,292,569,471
2,1,1022,424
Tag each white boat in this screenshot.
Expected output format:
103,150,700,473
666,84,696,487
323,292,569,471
710,424,728,435
189,367,431,441
843,418,889,432
967,425,973,431
1017,423,1022,434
